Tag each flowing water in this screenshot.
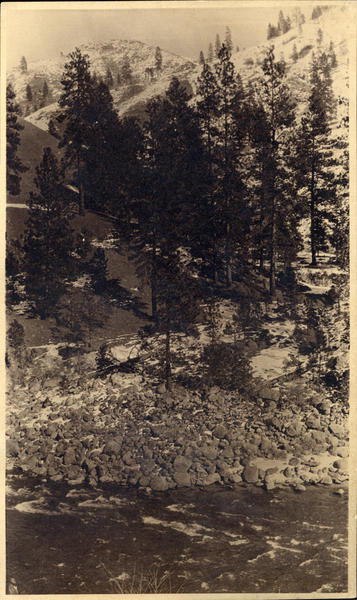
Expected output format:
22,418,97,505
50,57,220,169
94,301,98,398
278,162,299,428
6,473,348,595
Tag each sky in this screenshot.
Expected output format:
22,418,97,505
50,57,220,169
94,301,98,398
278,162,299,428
1,1,312,71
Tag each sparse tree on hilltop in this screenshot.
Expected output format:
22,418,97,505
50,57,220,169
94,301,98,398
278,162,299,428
155,46,163,71
214,34,221,58
20,56,27,72
291,43,299,63
26,84,33,102
43,80,49,99
207,42,214,63
225,26,233,55
121,57,132,83
105,67,114,89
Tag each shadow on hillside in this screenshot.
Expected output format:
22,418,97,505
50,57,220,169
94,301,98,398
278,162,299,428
104,277,150,320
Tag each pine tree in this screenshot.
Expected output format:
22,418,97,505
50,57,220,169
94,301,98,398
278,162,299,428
21,147,76,318
20,56,27,72
199,51,205,65
132,78,204,321
43,80,49,99
312,6,322,19
214,44,250,286
294,56,341,265
251,47,298,295
105,66,114,88
291,43,299,63
328,41,337,68
196,62,221,282
26,84,33,102
57,48,93,215
278,10,289,35
155,46,163,71
48,118,60,139
116,72,121,87
317,28,323,46
225,26,233,55
214,34,221,58
207,42,214,63
121,57,132,83
6,84,29,196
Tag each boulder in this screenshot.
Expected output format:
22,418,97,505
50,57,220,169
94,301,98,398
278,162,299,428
104,439,122,455
320,475,333,485
173,472,191,487
333,458,349,472
305,415,321,430
265,417,282,431
242,464,259,483
149,475,169,492
336,446,349,458
64,447,76,465
200,445,219,461
197,472,221,487
212,424,228,439
285,421,302,437
311,430,326,444
173,455,192,472
138,476,151,488
329,423,346,440
6,439,20,457
259,387,280,402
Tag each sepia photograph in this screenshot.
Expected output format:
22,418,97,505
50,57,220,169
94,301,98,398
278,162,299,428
2,1,356,597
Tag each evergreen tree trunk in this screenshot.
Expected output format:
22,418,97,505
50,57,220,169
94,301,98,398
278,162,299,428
310,163,317,266
165,329,172,391
269,195,277,296
151,240,158,323
226,221,232,286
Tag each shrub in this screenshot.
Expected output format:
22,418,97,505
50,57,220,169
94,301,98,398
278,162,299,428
282,35,297,45
298,45,313,59
244,57,254,66
201,341,253,394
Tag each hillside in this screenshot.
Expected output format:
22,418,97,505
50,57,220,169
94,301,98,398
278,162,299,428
6,117,64,205
9,4,350,137
7,39,196,130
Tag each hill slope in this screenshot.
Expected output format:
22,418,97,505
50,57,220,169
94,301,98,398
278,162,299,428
6,117,64,205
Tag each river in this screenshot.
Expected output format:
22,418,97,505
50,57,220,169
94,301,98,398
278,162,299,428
6,472,348,595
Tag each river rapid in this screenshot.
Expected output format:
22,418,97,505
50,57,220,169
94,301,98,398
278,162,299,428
6,472,348,595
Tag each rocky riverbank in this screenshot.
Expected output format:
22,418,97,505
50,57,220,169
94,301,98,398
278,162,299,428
6,367,349,493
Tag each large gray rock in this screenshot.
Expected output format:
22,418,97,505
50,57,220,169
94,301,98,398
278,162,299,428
197,472,221,487
329,423,346,440
6,439,20,457
200,445,219,461
259,387,280,402
242,464,259,483
333,458,349,472
212,424,228,439
173,472,191,487
104,439,122,455
173,455,192,472
64,447,76,465
305,415,321,430
150,475,169,491
311,430,326,444
285,421,302,437
336,446,349,458
265,417,282,431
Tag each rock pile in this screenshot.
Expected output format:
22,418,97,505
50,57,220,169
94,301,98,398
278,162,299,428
6,374,349,493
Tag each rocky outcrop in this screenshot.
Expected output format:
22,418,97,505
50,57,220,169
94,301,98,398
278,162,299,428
5,376,349,493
